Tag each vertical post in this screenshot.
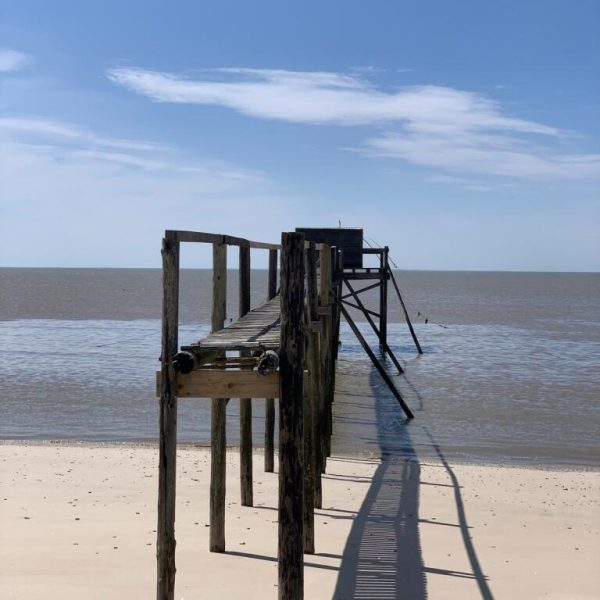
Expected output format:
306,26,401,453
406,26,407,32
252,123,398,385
303,242,317,553
210,241,227,552
318,244,331,474
379,247,389,353
308,242,322,507
278,232,305,600
332,248,343,362
239,244,253,507
265,248,278,473
325,248,342,459
388,267,423,354
157,231,179,600
309,329,323,508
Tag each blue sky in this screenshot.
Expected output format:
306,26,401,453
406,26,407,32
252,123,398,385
1,0,598,270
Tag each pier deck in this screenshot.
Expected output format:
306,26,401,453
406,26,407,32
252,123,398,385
182,296,281,353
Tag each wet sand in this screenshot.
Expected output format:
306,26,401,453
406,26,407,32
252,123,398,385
1,442,598,599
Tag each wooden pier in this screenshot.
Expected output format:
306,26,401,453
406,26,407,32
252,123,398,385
155,228,421,599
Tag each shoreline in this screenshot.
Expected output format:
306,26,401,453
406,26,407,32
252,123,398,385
2,437,597,472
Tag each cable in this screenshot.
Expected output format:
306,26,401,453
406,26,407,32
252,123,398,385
364,235,449,330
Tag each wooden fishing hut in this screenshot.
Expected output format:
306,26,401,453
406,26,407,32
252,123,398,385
155,228,421,600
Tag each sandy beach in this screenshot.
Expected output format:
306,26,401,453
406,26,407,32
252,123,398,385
1,442,598,599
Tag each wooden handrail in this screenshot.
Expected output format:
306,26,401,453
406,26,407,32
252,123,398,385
167,230,280,250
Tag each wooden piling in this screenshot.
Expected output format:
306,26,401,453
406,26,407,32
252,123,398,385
210,242,227,552
307,241,323,508
303,242,317,552
157,231,179,600
340,302,414,420
343,277,404,374
239,245,253,507
318,244,331,474
325,248,342,458
265,248,278,473
388,266,423,354
278,232,305,600
379,246,389,352
309,329,323,508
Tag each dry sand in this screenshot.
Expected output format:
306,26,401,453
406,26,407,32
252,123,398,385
1,442,598,599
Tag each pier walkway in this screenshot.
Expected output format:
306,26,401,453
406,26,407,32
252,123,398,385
182,296,281,353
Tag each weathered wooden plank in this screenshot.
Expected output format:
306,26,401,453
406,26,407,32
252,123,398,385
223,234,280,250
319,244,332,473
310,329,323,509
156,370,280,398
212,243,227,332
182,296,281,353
303,242,322,508
340,272,383,280
306,242,318,323
360,247,385,255
171,230,280,250
265,248,278,473
340,303,414,420
157,231,179,600
278,232,305,600
302,366,314,554
239,245,251,317
264,398,275,473
342,279,404,375
319,244,330,309
210,242,227,553
210,397,226,552
379,246,388,352
388,266,423,354
172,230,224,245
239,245,253,507
268,248,278,299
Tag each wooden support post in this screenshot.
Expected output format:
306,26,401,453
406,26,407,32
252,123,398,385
343,278,404,375
302,361,314,554
388,266,423,355
303,242,317,553
239,245,253,507
310,329,323,508
268,248,278,299
278,232,305,600
332,248,343,362
325,248,342,459
307,241,322,508
210,242,227,552
265,248,278,473
339,303,414,420
157,231,179,600
318,244,331,474
379,247,389,353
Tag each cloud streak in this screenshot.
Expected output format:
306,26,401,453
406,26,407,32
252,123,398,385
107,67,600,180
0,114,289,266
0,115,263,179
107,67,557,133
0,49,30,72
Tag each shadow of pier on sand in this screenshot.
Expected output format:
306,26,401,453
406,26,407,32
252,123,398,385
333,366,494,600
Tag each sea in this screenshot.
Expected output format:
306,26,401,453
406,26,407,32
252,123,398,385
1,268,598,468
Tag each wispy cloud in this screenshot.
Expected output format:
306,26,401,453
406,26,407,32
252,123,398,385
0,49,31,72
107,67,600,181
0,115,262,179
364,131,600,179
106,67,557,133
0,114,291,266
